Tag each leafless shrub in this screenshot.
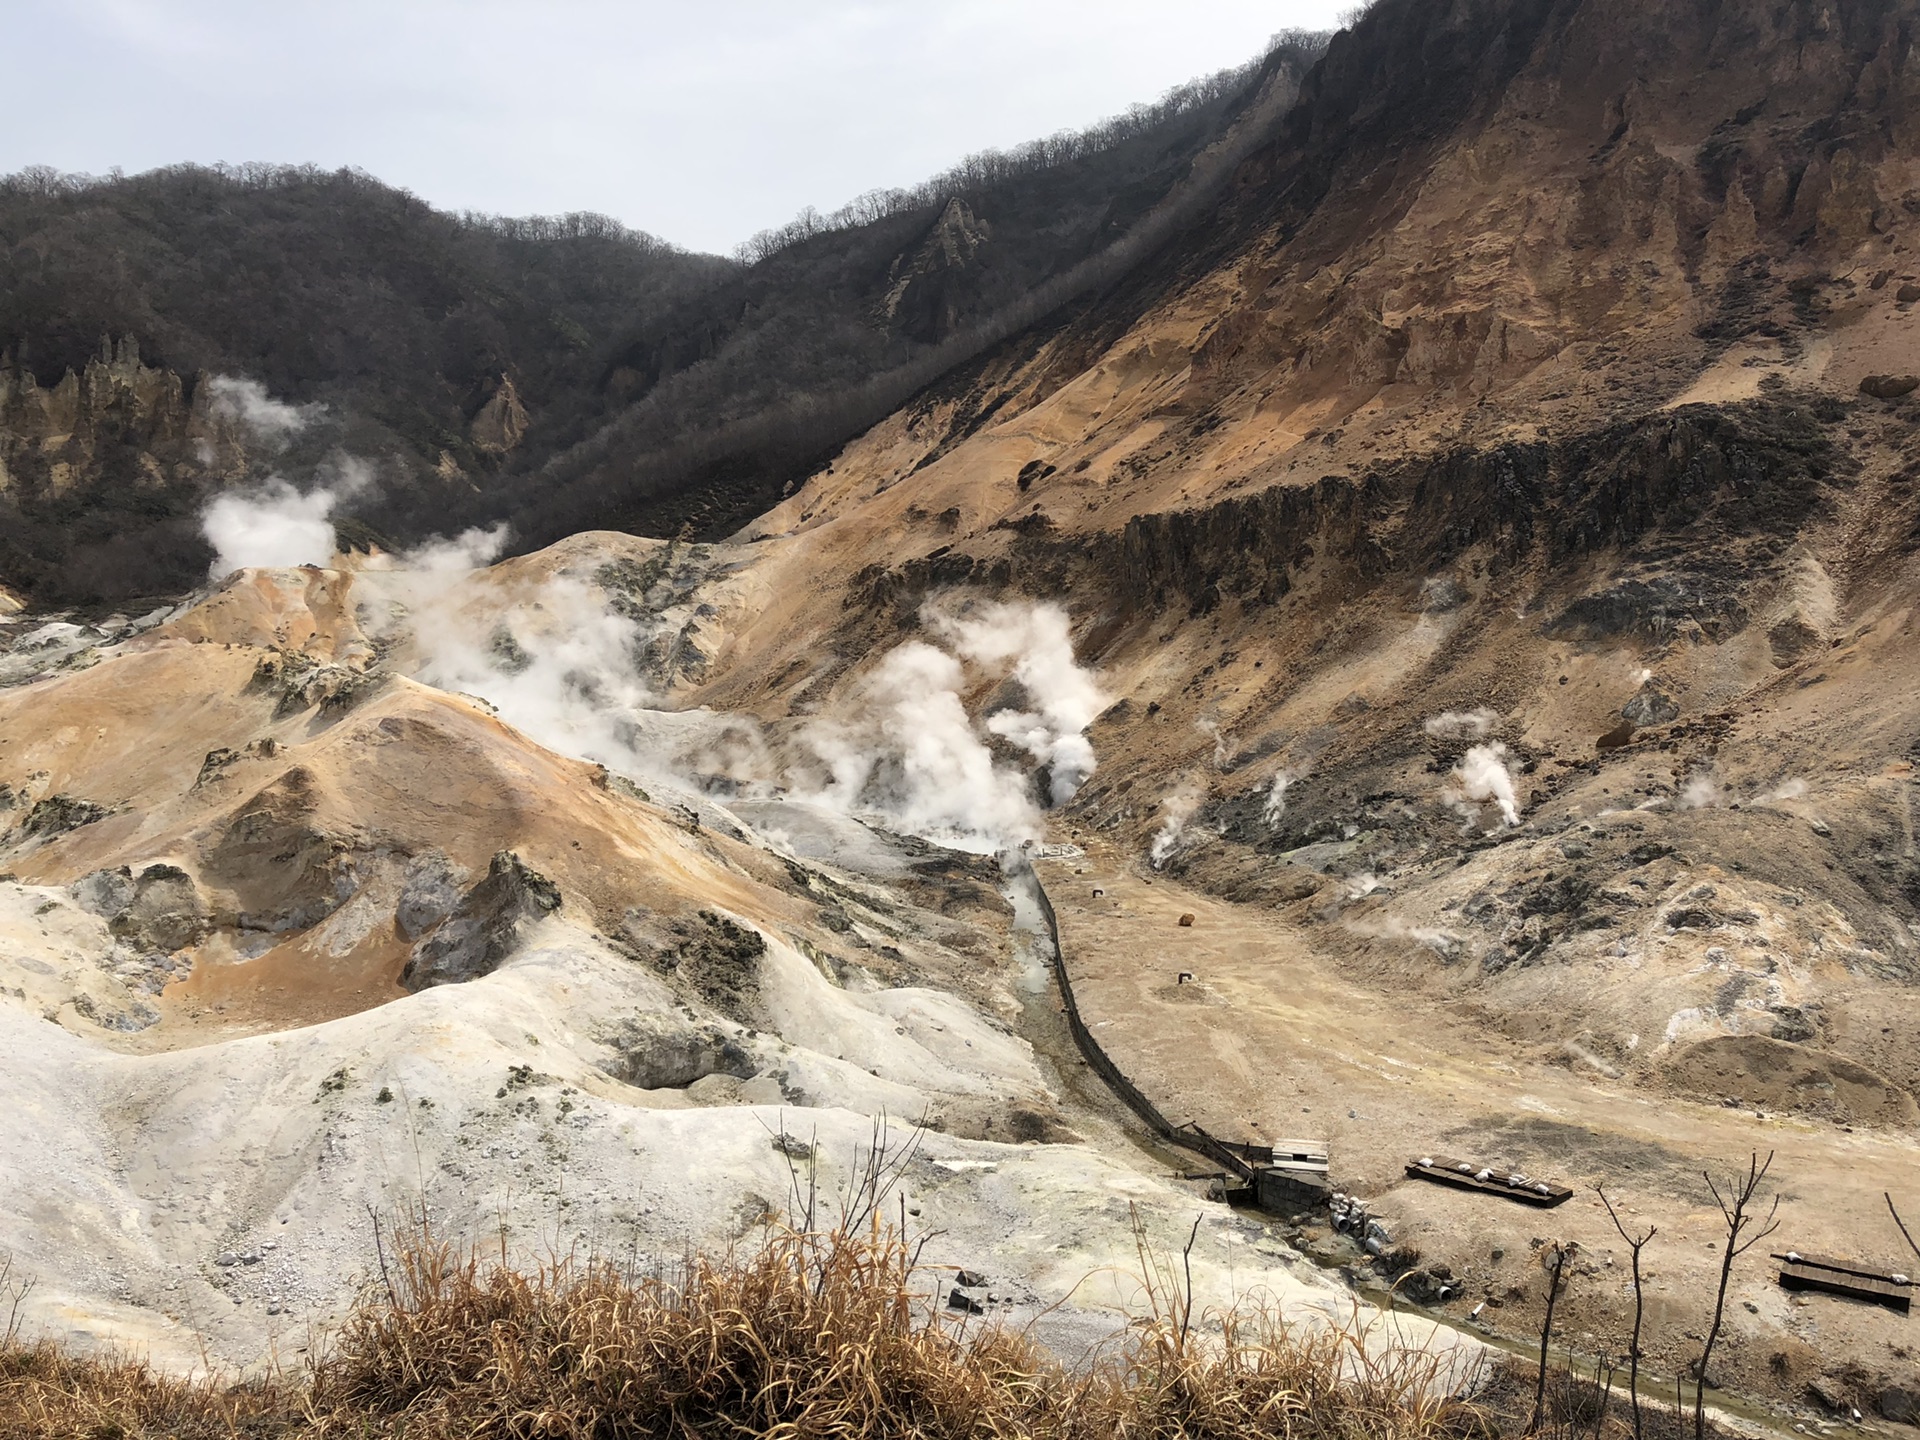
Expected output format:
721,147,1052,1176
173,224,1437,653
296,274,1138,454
1695,1152,1779,1440
1530,1240,1574,1433
1600,1187,1657,1440
1888,1191,1919,1263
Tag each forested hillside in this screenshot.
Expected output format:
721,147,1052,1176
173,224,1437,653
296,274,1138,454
0,31,1327,601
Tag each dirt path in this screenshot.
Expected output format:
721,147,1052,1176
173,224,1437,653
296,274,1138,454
1042,841,1920,1407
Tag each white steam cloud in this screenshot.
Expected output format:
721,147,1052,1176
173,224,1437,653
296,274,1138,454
1196,718,1231,769
202,478,341,578
359,536,1101,853
1661,774,1806,810
1423,708,1499,740
1445,742,1521,828
930,601,1105,805
1678,771,1725,810
803,599,1104,847
200,456,374,579
1262,770,1294,828
807,641,1043,846
399,524,513,575
358,525,675,773
1346,914,1461,955
205,375,319,447
1148,783,1204,869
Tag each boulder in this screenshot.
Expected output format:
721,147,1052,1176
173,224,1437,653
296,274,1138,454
72,863,207,951
1621,685,1679,727
71,867,136,920
121,863,209,951
1595,721,1635,752
395,851,465,940
1809,1373,1853,1413
1858,373,1919,399
1768,616,1824,665
21,794,109,839
1877,1383,1920,1424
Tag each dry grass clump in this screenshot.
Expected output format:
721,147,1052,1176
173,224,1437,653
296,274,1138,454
0,1337,297,1438
0,1208,1474,1440
316,1215,1065,1436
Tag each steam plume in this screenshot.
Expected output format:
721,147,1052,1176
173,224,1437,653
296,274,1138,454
1678,771,1725,810
806,642,1044,846
1445,742,1521,828
359,526,666,773
1423,708,1498,740
1148,783,1203,869
202,478,341,577
1195,718,1232,769
930,601,1104,804
361,540,1102,853
1346,913,1461,955
803,599,1104,847
1262,770,1296,828
205,375,319,447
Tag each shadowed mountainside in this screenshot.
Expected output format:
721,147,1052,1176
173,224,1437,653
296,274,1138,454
0,32,1328,602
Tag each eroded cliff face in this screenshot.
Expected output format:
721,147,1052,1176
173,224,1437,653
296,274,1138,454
745,0,1920,559
0,337,251,500
0,338,269,598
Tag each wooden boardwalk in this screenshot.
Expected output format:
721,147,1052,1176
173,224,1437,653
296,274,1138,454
1773,1251,1913,1312
1404,1156,1573,1207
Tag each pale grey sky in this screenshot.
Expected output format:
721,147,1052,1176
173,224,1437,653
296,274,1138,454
6,1,1346,254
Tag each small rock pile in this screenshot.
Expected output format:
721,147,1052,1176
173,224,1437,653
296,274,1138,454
1327,1191,1459,1303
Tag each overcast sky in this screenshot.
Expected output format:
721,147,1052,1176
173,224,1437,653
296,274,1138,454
7,1,1348,255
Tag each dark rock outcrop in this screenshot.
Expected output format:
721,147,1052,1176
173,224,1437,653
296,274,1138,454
19,794,109,839
400,850,562,990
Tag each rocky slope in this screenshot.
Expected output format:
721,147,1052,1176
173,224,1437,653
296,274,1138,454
590,0,1920,1419
0,551,1430,1371
4,0,1920,1424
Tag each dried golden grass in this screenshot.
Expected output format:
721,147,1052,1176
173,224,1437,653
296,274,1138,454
0,1211,1478,1440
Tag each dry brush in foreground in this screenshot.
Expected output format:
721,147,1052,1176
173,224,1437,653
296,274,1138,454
0,1208,1502,1440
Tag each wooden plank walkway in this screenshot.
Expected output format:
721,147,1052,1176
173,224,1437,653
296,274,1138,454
1772,1252,1913,1313
1404,1156,1573,1207
1215,1136,1329,1168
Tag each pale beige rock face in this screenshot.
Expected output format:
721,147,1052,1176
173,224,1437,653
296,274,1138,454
468,374,529,453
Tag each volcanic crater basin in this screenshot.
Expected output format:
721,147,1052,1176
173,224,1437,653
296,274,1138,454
0,564,1452,1376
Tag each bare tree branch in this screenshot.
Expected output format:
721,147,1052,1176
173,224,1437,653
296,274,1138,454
1696,1152,1779,1440
1887,1193,1920,1263
1600,1186,1657,1440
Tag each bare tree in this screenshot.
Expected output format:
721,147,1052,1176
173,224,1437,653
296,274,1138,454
0,1250,34,1347
1600,1187,1658,1440
1888,1192,1920,1264
1530,1240,1574,1435
1695,1152,1780,1440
